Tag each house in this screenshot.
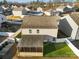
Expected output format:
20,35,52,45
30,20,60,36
12,7,24,18
37,7,43,12
6,16,22,21
22,7,31,15
56,5,75,14
56,6,65,13
2,5,8,11
63,5,75,13
44,9,53,16
17,16,60,56
0,6,4,14
70,13,79,39
0,14,7,24
4,6,13,16
12,5,17,9
25,7,31,11
31,11,44,16
0,36,16,59
59,13,79,40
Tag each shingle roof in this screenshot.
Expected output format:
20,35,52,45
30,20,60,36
57,6,65,9
21,16,60,29
13,7,23,11
70,13,79,26
0,36,7,43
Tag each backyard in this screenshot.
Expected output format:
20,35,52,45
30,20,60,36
43,42,76,57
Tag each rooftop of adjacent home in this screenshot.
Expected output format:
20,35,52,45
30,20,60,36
57,5,65,9
6,16,22,21
0,36,7,43
13,7,23,11
0,23,21,32
71,40,79,49
70,12,79,26
21,16,60,29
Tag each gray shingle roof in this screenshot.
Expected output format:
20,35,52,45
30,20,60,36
0,36,7,43
21,16,60,29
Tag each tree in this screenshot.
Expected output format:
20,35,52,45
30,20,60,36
77,0,79,2
3,0,7,4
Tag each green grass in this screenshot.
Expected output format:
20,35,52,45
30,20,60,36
43,42,76,57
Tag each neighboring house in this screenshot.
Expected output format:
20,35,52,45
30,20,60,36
22,7,31,15
63,5,75,13
52,10,61,16
1,5,13,15
0,14,7,29
31,11,44,16
17,16,60,56
70,13,79,39
25,7,31,11
2,5,8,11
56,5,75,14
56,6,65,13
55,6,66,16
0,14,7,24
37,7,43,12
44,9,53,16
12,7,24,18
13,7,43,17
0,6,4,14
6,16,22,21
59,13,79,40
12,5,17,9
4,6,13,16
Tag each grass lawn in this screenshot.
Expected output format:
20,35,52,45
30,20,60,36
43,42,76,57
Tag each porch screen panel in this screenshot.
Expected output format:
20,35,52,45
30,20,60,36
19,35,43,52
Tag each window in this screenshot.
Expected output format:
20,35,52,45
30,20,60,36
47,39,50,42
37,29,39,33
29,29,32,33
53,37,56,41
